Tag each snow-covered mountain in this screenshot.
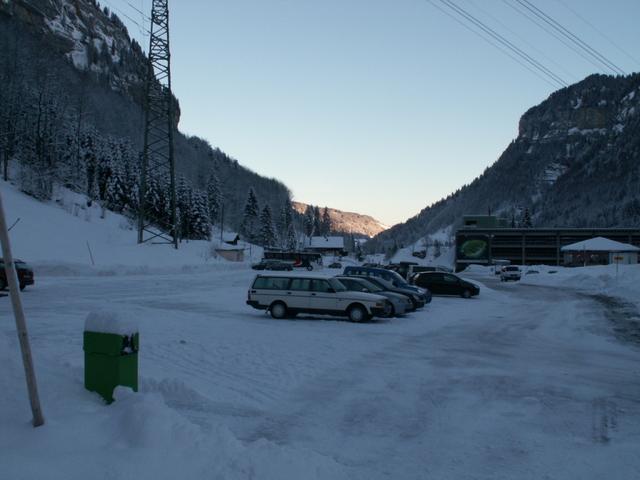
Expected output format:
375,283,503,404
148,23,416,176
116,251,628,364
368,73,640,252
0,0,290,233
292,202,387,238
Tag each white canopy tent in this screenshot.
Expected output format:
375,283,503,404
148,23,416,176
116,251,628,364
561,237,639,266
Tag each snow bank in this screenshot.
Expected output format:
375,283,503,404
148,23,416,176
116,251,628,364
520,264,640,307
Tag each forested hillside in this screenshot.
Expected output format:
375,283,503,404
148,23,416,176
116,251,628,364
368,73,640,253
0,0,291,241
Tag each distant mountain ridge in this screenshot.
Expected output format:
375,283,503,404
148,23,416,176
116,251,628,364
368,73,640,252
292,202,387,238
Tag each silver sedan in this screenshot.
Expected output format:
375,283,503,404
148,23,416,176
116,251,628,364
335,276,412,317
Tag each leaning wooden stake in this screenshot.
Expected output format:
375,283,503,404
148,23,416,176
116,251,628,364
0,189,44,427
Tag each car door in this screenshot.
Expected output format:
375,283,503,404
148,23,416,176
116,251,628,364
442,274,461,295
422,273,445,294
287,278,312,309
310,279,339,312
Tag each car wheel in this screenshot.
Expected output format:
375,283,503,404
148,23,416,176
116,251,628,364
270,302,287,319
306,265,313,271
461,289,471,299
383,301,394,318
348,304,367,323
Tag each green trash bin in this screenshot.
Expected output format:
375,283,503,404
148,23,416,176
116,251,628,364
84,330,139,404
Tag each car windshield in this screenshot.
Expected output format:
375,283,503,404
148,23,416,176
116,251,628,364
329,278,347,292
353,279,383,293
359,277,386,290
387,271,410,287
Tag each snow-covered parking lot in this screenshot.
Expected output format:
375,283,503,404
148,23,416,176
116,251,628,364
2,266,640,479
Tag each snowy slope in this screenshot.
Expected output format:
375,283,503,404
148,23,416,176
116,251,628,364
1,180,260,273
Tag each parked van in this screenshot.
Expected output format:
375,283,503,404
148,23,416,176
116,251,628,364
246,274,387,322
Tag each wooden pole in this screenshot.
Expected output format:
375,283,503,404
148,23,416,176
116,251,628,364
0,189,44,427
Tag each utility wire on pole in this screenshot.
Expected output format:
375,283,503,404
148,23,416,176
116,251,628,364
0,190,44,427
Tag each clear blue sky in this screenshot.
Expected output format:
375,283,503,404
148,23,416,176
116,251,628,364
107,0,640,226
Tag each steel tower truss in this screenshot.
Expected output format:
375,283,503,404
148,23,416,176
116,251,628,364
138,0,178,248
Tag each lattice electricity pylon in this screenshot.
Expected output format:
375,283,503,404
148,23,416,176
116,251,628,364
137,0,178,248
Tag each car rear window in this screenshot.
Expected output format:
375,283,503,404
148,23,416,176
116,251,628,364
252,276,290,290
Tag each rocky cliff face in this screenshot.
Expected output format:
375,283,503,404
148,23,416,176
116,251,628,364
1,0,150,103
368,73,640,252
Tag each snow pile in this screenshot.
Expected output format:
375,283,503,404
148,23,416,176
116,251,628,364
1,388,351,480
520,264,640,306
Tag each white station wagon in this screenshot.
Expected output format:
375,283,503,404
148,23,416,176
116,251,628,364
247,274,388,322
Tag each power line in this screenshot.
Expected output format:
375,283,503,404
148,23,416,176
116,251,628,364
425,0,560,88
501,0,608,74
554,0,640,69
437,0,568,87
461,0,579,82
102,0,150,40
514,0,626,75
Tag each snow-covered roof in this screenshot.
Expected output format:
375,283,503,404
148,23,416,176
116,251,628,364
304,236,345,249
561,237,640,252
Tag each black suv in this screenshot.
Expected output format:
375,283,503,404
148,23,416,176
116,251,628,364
413,272,479,298
0,259,34,291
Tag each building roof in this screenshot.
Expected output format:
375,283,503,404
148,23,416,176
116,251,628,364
561,237,640,252
304,236,345,249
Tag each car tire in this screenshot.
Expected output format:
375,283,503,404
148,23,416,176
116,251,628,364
270,301,288,319
306,265,313,271
461,289,471,299
347,304,367,323
383,301,394,318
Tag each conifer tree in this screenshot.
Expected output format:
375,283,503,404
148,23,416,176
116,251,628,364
303,204,315,237
240,187,260,241
259,204,276,247
321,207,332,236
521,208,533,228
313,206,321,236
206,172,222,227
190,191,211,240
286,222,297,251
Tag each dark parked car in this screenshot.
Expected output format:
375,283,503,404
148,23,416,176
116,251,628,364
251,260,293,271
328,262,342,269
407,265,452,283
0,259,34,291
413,272,479,298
